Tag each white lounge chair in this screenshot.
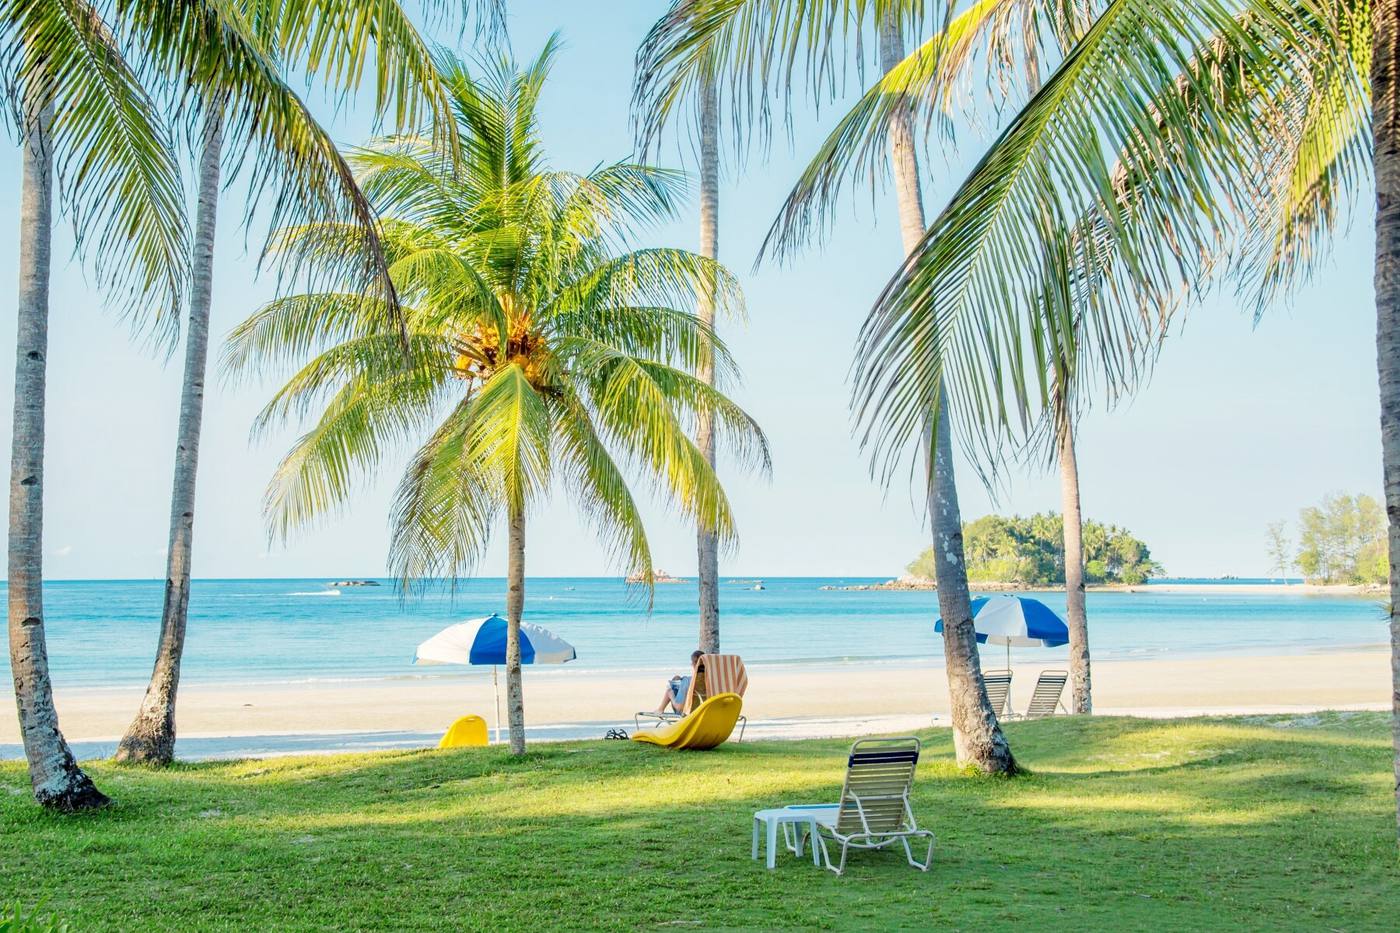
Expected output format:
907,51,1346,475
982,669,1013,719
787,736,935,875
1019,669,1069,719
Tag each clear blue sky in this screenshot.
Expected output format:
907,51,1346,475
0,1,1379,580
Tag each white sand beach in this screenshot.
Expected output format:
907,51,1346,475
5,647,1387,755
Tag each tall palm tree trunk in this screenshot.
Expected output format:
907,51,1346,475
879,14,1015,773
505,503,527,755
1372,0,1400,841
9,94,108,810
695,67,721,656
115,108,224,766
1058,408,1090,714
1027,20,1089,717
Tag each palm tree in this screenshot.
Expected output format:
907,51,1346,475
225,42,769,756
632,9,725,655
11,92,110,812
1056,388,1091,713
753,0,1102,715
1019,16,1093,715
812,2,1382,816
7,2,189,810
4,0,490,804
114,0,499,767
1368,0,1400,839
879,10,1017,772
635,0,1018,772
694,70,723,656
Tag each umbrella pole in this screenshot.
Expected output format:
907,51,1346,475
493,665,501,744
1007,643,1011,671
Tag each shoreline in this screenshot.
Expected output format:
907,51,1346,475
5,647,1388,760
36,638,1391,694
827,580,1389,596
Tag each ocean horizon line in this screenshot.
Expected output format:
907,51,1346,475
25,574,1295,585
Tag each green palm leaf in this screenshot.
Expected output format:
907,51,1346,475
633,0,931,154
232,45,769,597
850,0,1316,483
3,0,188,330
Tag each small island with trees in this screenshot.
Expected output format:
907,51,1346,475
828,512,1161,591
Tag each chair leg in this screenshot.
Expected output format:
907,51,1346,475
766,818,779,869
737,715,747,742
831,840,850,876
751,817,759,861
900,832,935,871
810,830,833,872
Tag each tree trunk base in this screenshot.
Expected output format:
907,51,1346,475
37,772,110,812
954,730,1021,777
113,722,175,767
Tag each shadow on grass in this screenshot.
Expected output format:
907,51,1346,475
1,716,1396,930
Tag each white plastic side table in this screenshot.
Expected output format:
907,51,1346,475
751,807,823,869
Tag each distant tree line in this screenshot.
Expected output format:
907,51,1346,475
908,513,1163,587
1267,493,1387,586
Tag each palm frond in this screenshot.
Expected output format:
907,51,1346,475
241,0,498,142
250,333,452,430
241,43,766,589
223,290,401,377
1236,0,1370,303
760,0,1091,262
551,390,656,604
632,0,931,156
578,343,764,540
263,363,452,538
543,247,745,372
851,0,1316,486
461,363,553,514
3,0,187,335
388,397,502,587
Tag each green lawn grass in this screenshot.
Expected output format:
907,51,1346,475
2,714,1398,930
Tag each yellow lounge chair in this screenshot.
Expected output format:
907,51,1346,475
631,693,743,750
438,714,488,748
635,653,749,740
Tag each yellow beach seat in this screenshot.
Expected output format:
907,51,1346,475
632,693,743,750
438,714,488,748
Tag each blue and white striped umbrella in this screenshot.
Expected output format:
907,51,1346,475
415,614,577,742
415,614,577,666
935,595,1068,668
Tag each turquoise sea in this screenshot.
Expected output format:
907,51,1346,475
22,576,1391,690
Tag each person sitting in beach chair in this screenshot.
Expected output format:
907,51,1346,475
636,653,749,741
637,651,712,731
654,650,705,715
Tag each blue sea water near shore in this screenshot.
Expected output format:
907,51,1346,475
17,576,1390,691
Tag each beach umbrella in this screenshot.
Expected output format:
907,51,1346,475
935,595,1069,669
414,614,577,743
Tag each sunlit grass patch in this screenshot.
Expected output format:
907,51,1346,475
1,715,1396,930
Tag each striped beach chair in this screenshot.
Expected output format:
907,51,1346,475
982,669,1013,719
791,737,935,875
1020,670,1069,719
635,654,749,739
703,654,748,740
